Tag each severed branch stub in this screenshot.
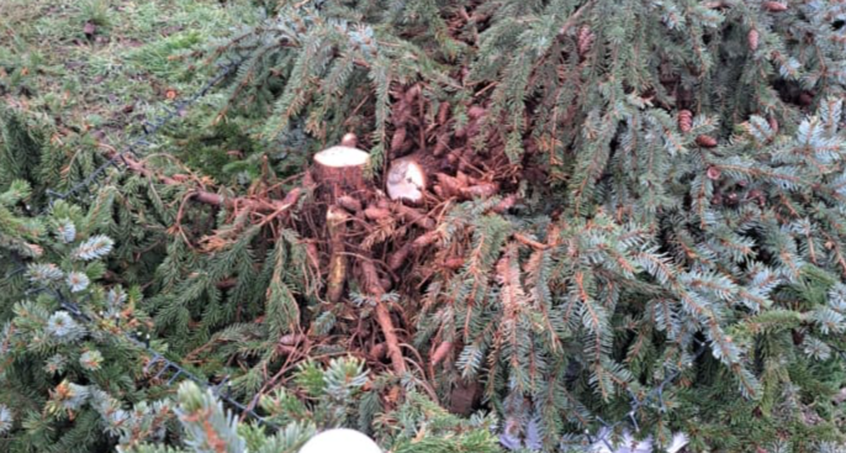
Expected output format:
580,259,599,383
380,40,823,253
386,155,427,203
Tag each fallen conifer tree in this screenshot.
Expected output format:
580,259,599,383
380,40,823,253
2,0,846,451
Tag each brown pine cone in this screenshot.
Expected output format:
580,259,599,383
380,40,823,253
706,166,721,180
678,109,693,133
577,25,595,57
748,29,759,51
763,1,788,12
696,135,718,148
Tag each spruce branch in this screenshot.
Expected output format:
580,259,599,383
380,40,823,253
109,150,301,214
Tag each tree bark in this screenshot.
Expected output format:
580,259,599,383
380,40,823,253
361,260,408,375
325,206,348,303
311,144,406,374
313,146,370,303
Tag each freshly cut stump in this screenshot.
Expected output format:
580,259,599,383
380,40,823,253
313,145,370,201
313,146,368,303
312,143,408,375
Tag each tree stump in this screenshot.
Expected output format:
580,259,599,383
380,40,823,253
312,142,407,375
313,146,369,304
313,145,370,202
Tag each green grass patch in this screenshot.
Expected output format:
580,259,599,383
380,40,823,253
0,0,261,140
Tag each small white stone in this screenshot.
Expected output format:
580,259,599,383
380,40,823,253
299,428,382,453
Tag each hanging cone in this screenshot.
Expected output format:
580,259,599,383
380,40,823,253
577,25,595,57
768,116,779,134
706,166,721,180
748,29,759,51
763,1,788,12
678,109,693,133
696,135,718,148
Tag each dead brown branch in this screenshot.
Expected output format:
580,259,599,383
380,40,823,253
106,150,300,213
360,260,408,375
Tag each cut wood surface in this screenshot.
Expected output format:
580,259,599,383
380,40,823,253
386,155,427,203
313,145,369,200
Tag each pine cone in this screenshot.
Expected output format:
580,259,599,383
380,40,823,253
746,188,766,206
696,135,718,148
390,126,407,153
577,25,595,57
678,109,693,133
768,116,779,134
798,92,813,106
430,341,453,366
726,192,739,206
706,166,721,180
763,1,788,12
748,29,759,51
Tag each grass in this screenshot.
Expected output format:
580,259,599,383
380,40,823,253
0,0,262,143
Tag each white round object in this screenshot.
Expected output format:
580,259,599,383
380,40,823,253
386,157,426,203
299,428,382,453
